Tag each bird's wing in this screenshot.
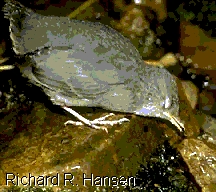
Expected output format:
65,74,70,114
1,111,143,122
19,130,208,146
3,0,143,65
28,44,144,111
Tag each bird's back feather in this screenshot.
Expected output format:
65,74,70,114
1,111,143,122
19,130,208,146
4,0,180,122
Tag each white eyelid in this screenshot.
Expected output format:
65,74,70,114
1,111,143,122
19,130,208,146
164,96,172,109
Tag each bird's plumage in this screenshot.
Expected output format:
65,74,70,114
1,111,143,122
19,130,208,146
3,0,183,130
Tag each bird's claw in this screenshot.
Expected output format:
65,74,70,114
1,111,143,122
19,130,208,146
64,113,130,133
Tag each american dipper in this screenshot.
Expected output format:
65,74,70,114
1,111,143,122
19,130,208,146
3,0,184,132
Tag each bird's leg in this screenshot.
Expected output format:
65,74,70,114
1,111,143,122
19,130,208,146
63,107,130,132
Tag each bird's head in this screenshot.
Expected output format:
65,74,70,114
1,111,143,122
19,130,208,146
135,65,185,132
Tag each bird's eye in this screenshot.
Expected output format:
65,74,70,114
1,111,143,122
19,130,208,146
163,96,172,109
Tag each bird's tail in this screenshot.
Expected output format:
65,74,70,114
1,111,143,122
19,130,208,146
3,0,34,38
3,0,32,21
3,0,35,54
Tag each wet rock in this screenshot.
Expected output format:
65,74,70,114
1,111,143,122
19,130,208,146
199,90,216,115
145,52,178,67
179,138,216,192
180,21,216,70
115,5,162,58
181,80,199,109
0,102,173,191
195,111,216,145
176,78,200,137
127,140,201,191
133,0,167,21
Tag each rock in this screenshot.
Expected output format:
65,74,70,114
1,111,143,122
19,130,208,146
178,138,216,192
199,90,216,115
0,101,167,191
180,21,216,70
181,80,199,109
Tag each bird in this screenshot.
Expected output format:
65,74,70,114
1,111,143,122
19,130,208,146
2,0,185,133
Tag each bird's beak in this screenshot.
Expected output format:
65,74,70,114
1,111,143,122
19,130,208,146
163,111,185,132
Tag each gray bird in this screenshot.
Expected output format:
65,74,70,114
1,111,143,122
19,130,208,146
3,0,184,132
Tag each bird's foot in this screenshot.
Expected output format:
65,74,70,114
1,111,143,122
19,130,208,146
63,107,129,133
